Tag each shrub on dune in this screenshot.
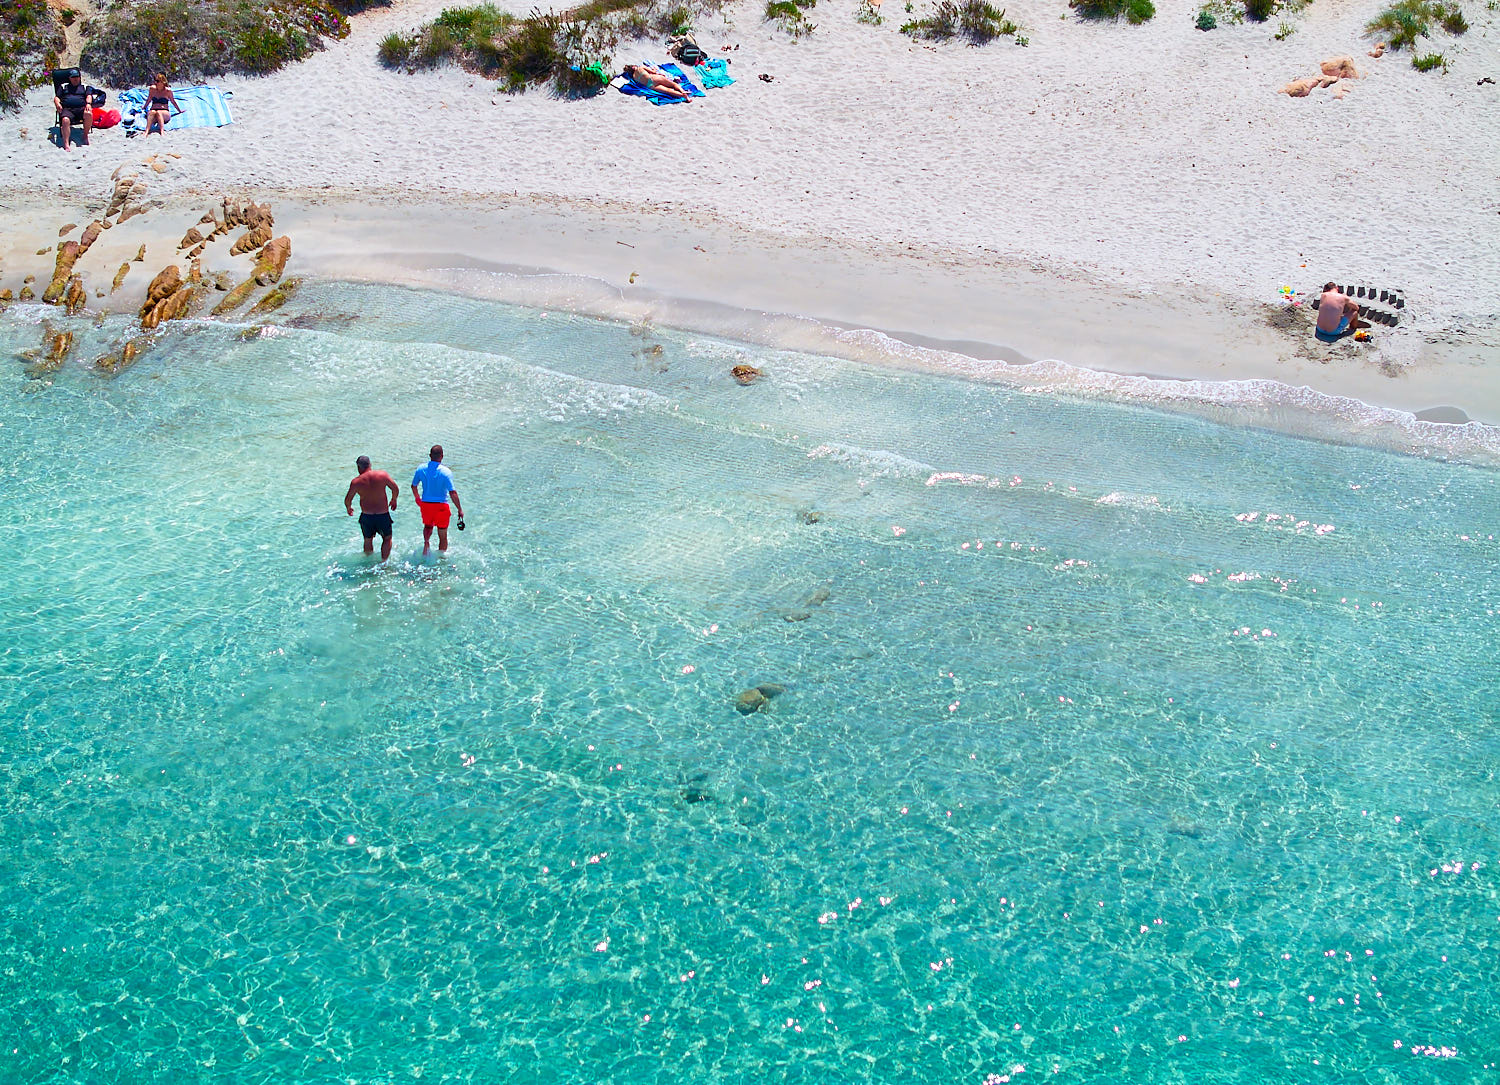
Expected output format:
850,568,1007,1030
0,0,64,111
901,0,1019,43
765,0,816,36
1071,0,1156,24
80,0,358,85
1366,0,1432,48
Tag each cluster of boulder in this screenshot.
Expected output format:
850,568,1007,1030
5,161,297,382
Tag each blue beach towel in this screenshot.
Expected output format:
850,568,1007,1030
697,57,735,89
660,63,705,96
617,62,704,105
119,85,234,131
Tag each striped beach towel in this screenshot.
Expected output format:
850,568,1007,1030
119,85,234,131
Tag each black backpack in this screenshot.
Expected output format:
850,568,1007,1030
674,38,709,66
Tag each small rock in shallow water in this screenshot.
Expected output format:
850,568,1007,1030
735,689,768,714
755,683,786,698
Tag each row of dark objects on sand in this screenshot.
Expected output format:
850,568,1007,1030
1311,284,1405,327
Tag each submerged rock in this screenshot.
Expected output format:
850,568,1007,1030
735,689,768,714
25,329,73,378
248,276,302,316
731,364,763,385
213,237,292,316
681,772,713,804
95,337,147,376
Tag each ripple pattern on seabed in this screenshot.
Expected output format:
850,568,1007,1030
1,281,1497,1084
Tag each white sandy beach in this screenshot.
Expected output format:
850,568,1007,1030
2,0,1498,422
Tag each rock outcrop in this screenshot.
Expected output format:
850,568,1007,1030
141,283,202,331
139,265,182,318
213,235,293,316
77,221,103,255
247,277,302,316
63,276,87,316
230,225,273,256
96,338,148,375
42,241,81,304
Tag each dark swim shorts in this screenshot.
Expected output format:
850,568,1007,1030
359,512,393,539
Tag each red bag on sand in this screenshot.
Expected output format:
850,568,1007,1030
92,107,121,128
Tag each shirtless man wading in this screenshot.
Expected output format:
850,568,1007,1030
344,455,400,560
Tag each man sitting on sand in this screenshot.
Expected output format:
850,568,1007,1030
622,64,692,101
1315,283,1365,343
345,455,399,560
411,445,464,556
54,70,97,150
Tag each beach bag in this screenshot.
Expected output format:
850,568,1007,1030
673,37,709,65
92,107,121,128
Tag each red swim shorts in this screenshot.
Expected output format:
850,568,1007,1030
419,500,451,529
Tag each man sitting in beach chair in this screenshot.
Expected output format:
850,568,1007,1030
622,64,692,101
53,68,103,150
1314,283,1367,343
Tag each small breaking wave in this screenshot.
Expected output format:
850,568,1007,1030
806,442,936,480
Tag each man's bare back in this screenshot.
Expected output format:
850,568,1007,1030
348,469,397,514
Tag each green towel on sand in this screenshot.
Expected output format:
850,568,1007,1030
698,57,735,89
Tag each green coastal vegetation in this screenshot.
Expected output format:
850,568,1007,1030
80,0,390,85
378,0,713,93
1070,0,1156,25
0,0,390,107
2,0,1483,110
900,0,1020,43
764,0,816,36
0,1,66,110
1367,0,1467,47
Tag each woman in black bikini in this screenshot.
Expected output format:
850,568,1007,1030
145,73,181,136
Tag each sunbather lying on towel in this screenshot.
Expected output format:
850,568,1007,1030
622,64,692,101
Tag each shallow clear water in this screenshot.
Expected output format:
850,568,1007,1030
2,283,1497,1084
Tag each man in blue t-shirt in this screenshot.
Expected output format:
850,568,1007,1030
411,444,464,555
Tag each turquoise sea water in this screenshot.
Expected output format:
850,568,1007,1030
2,282,1497,1084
